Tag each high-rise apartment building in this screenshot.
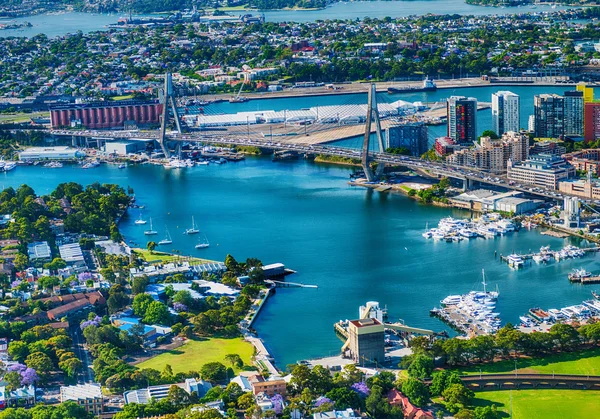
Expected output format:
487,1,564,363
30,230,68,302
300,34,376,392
534,94,564,139
564,90,584,136
447,96,477,144
492,91,520,135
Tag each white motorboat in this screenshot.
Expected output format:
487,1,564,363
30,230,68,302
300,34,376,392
144,218,158,235
506,254,524,269
197,160,209,165
3,161,17,171
134,213,147,225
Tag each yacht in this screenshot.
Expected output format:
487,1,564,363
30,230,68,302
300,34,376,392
118,164,127,169
134,214,147,225
195,234,210,249
506,254,524,269
158,227,173,245
184,216,200,235
459,228,478,238
441,295,462,306
568,268,592,282
144,218,158,235
3,161,17,171
197,160,209,165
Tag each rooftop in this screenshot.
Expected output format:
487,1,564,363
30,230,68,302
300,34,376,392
60,383,102,401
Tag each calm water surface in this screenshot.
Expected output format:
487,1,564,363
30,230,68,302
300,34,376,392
1,160,596,366
0,2,577,38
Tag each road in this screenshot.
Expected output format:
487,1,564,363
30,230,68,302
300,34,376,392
44,128,594,204
69,324,94,384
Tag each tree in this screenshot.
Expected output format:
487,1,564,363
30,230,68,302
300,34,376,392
407,354,434,379
131,276,149,295
224,354,243,369
161,364,174,383
549,323,580,351
365,385,403,419
429,370,462,397
147,241,157,254
237,392,256,410
59,357,83,379
325,387,363,410
473,405,500,419
200,362,227,383
401,377,430,407
167,384,191,407
25,352,53,382
143,301,171,325
4,371,22,392
8,341,29,362
442,383,474,407
132,293,155,317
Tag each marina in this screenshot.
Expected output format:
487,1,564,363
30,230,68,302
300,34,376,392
500,244,597,268
422,213,517,242
519,292,600,328
431,270,501,337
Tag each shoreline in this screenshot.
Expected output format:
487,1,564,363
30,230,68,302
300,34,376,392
203,78,574,102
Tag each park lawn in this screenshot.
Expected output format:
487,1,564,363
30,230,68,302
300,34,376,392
0,111,49,123
133,248,214,265
472,390,599,419
137,337,255,374
457,348,600,376
112,95,134,101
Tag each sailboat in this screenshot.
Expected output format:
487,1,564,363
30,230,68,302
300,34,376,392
482,269,499,299
158,226,173,245
184,216,200,235
144,218,158,235
229,82,248,103
195,234,210,249
134,213,147,225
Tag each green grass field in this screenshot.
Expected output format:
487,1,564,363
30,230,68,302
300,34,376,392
133,248,215,265
136,338,255,374
0,111,49,123
472,390,600,419
457,348,600,376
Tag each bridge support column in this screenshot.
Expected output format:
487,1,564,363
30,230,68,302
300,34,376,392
71,135,77,147
361,84,385,182
463,178,474,191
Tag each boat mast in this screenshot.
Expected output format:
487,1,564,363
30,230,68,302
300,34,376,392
482,269,487,294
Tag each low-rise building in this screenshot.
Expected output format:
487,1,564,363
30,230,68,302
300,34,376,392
60,383,104,415
0,384,36,409
558,179,600,200
124,379,212,404
19,146,85,161
27,241,52,261
449,189,541,214
563,149,600,176
58,243,86,270
507,153,575,189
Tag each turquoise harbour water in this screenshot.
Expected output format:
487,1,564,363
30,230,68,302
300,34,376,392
0,2,577,38
1,160,597,367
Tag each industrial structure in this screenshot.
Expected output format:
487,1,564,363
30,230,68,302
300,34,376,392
158,72,184,158
336,301,435,366
49,100,162,129
361,84,386,182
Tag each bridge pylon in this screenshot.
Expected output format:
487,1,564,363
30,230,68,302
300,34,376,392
158,73,183,158
361,84,386,182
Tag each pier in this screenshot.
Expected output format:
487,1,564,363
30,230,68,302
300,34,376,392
265,279,318,288
569,275,600,284
499,246,599,264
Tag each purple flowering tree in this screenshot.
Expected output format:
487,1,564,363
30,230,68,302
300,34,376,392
271,394,284,415
314,397,333,407
173,302,188,312
351,381,370,397
8,363,38,385
80,316,102,330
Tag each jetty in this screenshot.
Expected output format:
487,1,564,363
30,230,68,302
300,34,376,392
265,279,318,288
569,275,600,284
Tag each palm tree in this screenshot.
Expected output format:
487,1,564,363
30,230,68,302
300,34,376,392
147,241,157,254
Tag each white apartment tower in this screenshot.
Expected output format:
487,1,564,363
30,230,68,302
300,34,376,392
492,91,520,135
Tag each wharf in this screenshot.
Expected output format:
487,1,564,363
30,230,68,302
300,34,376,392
266,279,318,288
500,247,599,263
569,275,600,284
541,230,570,238
201,151,245,161
430,306,494,337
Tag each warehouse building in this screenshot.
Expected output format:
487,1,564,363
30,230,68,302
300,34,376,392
19,146,85,162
